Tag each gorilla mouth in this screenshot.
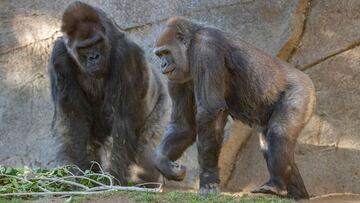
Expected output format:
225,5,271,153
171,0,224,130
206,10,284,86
161,65,175,75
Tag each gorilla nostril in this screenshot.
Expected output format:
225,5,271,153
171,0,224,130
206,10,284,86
93,53,100,60
161,62,168,68
88,53,100,62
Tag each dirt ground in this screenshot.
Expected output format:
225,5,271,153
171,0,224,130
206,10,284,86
303,193,360,203
23,190,360,203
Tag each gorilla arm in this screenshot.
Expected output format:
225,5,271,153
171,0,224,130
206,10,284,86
154,82,196,181
192,45,229,192
104,43,150,185
49,39,93,169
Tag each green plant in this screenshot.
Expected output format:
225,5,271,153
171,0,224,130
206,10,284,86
0,162,161,199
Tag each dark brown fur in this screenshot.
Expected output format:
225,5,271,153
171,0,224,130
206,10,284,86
153,17,315,199
49,1,169,185
61,1,102,39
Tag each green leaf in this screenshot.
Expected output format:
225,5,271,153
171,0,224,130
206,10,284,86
65,196,74,203
5,167,15,175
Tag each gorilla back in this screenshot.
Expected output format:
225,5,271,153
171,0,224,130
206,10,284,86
48,1,169,184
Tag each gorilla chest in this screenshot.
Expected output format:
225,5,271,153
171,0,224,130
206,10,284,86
77,75,105,101
77,75,112,135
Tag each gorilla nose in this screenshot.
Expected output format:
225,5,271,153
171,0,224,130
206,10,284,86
161,61,168,68
161,64,175,74
88,53,101,63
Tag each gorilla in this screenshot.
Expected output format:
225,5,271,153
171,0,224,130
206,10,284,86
153,17,315,199
48,1,169,185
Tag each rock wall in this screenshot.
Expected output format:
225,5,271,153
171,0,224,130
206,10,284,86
0,0,359,196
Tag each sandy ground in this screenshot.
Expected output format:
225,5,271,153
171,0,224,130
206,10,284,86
304,193,360,203
24,190,360,203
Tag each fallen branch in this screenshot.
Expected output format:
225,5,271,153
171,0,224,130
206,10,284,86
0,186,160,197
0,161,162,198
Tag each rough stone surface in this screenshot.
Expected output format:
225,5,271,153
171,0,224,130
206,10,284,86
301,46,360,150
1,0,360,196
0,38,56,168
290,0,360,68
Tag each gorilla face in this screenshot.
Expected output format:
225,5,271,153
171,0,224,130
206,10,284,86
65,31,110,79
154,26,191,83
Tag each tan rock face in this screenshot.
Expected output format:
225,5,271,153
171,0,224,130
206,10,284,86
302,47,360,150
290,0,360,69
1,0,360,196
299,47,360,195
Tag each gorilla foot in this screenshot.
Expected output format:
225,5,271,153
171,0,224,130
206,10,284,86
287,180,310,199
251,181,287,197
155,157,186,181
198,183,220,195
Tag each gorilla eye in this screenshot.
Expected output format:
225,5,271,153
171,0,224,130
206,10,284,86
100,25,106,33
77,47,87,55
176,33,184,42
155,49,170,58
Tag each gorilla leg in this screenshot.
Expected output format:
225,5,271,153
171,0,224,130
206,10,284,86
255,127,308,199
257,127,268,162
252,127,294,196
252,86,311,199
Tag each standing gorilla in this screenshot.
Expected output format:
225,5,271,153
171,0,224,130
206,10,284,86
49,1,169,185
153,17,315,199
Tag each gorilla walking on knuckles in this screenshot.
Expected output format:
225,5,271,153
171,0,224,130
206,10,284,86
154,17,315,199
48,2,169,184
